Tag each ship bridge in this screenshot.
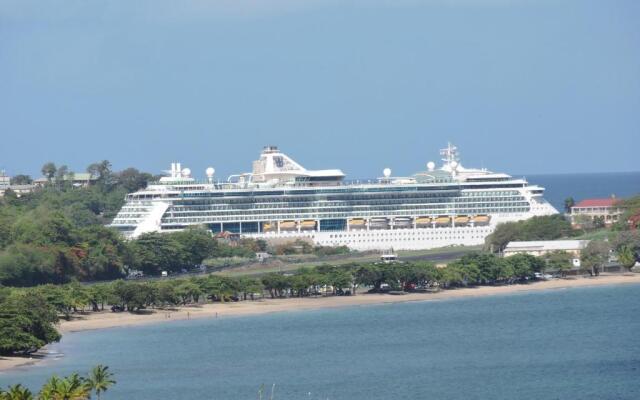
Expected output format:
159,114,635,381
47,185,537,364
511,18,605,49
249,146,345,185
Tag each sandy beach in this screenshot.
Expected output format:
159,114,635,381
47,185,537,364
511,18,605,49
2,273,639,372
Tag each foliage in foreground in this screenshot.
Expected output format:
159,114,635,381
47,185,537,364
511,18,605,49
0,364,115,400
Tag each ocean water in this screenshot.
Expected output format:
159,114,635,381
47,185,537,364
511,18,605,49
526,172,640,212
2,284,640,400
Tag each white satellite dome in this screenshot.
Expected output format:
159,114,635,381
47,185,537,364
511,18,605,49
450,161,458,170
383,168,391,178
181,168,191,177
427,161,435,171
206,167,215,177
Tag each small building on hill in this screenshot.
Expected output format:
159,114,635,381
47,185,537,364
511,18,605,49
7,184,37,197
33,172,97,188
570,197,622,228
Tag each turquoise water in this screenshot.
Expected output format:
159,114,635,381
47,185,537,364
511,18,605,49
2,284,640,399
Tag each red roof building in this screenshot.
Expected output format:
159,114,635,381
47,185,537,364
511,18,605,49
571,197,622,228
573,198,619,208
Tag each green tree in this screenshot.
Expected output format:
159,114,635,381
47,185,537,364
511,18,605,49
617,245,637,271
114,168,152,192
87,284,113,312
612,231,640,268
0,291,60,356
126,233,183,275
408,262,440,288
0,384,34,400
486,215,573,252
326,268,353,294
504,253,542,280
174,280,203,304
85,365,116,400
0,244,60,286
234,277,263,300
155,281,178,307
564,197,575,213
260,273,290,298
355,264,384,291
41,162,56,182
111,281,155,312
437,266,463,288
87,160,113,186
171,228,216,268
201,276,237,302
54,165,69,185
39,373,90,400
10,175,33,185
580,240,610,276
543,251,573,277
77,225,127,280
484,222,520,252
65,283,90,313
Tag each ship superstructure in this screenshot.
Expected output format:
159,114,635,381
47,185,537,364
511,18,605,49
110,144,558,250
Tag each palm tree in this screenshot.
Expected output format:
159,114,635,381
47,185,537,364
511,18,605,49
564,197,575,214
61,373,90,400
618,245,637,271
39,374,90,400
85,365,116,400
41,162,57,182
38,375,62,400
0,384,34,400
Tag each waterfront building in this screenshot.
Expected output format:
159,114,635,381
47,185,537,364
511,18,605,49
110,144,558,250
570,197,622,228
503,240,589,269
503,240,589,257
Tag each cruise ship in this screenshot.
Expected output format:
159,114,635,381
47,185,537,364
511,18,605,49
110,144,558,250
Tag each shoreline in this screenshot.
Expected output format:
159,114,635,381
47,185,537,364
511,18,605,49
2,273,639,372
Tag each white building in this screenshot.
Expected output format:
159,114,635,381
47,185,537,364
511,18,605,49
0,171,9,192
503,240,589,268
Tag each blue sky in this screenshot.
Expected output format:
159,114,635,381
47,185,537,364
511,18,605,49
1,0,639,179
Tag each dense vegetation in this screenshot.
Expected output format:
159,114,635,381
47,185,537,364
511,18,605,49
615,195,640,230
0,365,115,399
0,161,151,285
485,215,574,252
0,161,351,286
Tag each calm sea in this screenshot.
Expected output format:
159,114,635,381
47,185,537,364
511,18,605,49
2,284,640,399
526,172,640,212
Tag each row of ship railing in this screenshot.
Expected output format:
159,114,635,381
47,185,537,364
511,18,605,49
150,178,458,189
260,215,491,233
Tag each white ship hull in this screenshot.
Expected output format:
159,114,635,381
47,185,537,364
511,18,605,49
241,212,545,251
244,225,491,251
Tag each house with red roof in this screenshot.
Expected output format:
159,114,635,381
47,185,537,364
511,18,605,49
570,197,622,228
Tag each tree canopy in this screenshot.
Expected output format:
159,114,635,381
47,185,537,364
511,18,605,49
485,215,574,252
